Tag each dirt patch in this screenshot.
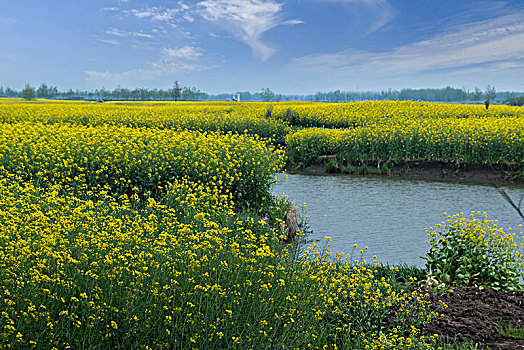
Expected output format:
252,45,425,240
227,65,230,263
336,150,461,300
424,287,524,349
288,159,524,186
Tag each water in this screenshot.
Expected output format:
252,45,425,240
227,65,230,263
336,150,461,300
272,173,524,267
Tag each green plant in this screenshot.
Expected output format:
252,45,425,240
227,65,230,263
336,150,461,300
434,336,489,349
422,212,524,293
495,321,524,339
451,341,488,349
380,161,391,175
325,158,339,173
21,83,36,100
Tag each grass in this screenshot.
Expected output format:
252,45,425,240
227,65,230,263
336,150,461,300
495,321,524,339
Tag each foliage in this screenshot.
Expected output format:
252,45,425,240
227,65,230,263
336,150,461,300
10,98,524,348
0,100,291,142
485,85,496,102
260,87,275,102
495,321,524,339
423,212,524,293
0,123,284,208
36,83,59,98
0,174,443,349
21,83,35,100
0,97,451,348
505,95,524,106
286,113,524,166
172,80,181,101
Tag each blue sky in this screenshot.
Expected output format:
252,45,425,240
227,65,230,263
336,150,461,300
1,0,523,94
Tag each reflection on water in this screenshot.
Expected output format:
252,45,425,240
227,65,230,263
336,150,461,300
272,173,524,267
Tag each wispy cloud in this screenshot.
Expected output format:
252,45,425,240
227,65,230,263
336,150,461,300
102,1,301,61
96,39,119,45
316,0,394,33
283,19,304,25
121,4,196,27
162,46,202,60
289,12,524,82
197,0,290,61
85,46,216,87
105,27,154,39
128,7,179,22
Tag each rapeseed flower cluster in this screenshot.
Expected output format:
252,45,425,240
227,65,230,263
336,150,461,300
0,98,445,349
0,123,284,207
0,99,290,142
0,175,442,349
271,100,524,129
424,211,524,292
287,117,524,165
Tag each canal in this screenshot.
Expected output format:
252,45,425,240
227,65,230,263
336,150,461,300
272,173,524,267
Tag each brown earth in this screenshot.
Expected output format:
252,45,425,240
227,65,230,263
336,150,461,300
423,287,524,349
288,159,524,186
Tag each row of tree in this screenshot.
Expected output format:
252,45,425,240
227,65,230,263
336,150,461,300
2,82,523,105
2,81,207,101
265,86,501,103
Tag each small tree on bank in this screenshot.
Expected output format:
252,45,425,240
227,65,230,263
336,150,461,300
21,83,36,100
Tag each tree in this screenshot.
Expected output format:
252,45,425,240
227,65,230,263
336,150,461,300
5,87,17,97
37,83,50,98
182,86,197,101
172,80,181,101
332,89,343,102
505,94,524,106
260,87,275,102
472,87,483,101
21,83,36,100
485,85,496,102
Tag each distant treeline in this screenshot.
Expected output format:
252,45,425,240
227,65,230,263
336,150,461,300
0,83,208,101
1,83,523,105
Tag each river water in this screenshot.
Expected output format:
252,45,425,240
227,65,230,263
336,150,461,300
271,173,524,267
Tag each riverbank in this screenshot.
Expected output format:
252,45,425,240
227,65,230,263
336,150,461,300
287,158,524,186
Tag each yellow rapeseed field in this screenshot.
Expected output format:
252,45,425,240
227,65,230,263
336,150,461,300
0,98,521,348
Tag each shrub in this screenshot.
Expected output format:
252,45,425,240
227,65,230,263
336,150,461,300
423,211,524,293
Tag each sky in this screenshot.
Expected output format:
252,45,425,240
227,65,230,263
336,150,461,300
1,0,524,94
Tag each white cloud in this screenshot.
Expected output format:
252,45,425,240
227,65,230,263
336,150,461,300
289,12,524,82
197,0,286,61
162,46,202,60
129,7,179,22
283,19,304,25
183,13,195,23
105,27,154,39
316,0,394,33
124,5,196,25
85,46,216,87
85,64,198,87
96,39,119,45
104,1,301,61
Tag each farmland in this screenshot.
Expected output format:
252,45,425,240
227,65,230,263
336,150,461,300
0,98,523,349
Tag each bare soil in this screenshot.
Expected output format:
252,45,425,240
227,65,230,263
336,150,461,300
424,287,524,349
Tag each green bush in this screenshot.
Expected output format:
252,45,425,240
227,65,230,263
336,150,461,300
423,211,524,293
